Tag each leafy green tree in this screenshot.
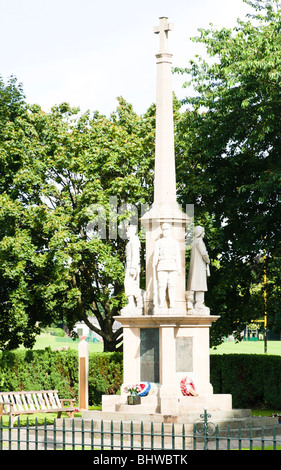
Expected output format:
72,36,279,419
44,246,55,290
175,0,281,343
0,79,155,351
0,75,48,350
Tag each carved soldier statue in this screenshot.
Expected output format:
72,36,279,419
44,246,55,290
153,223,181,309
186,226,210,312
123,225,142,311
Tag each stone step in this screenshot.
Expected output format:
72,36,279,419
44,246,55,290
209,416,279,431
82,408,252,424
56,417,194,433
214,424,281,438
79,410,280,433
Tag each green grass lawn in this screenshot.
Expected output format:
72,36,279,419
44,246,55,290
26,334,281,356
18,333,104,353
0,406,102,427
210,340,281,356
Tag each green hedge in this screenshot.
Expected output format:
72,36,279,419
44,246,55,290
210,354,281,409
0,348,123,406
1,350,280,410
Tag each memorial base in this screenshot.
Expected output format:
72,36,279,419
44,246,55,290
107,312,233,419
116,313,220,397
102,390,232,416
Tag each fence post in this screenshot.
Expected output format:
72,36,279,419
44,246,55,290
0,416,2,450
8,415,12,450
91,419,94,450
17,416,20,450
26,416,30,451
81,418,85,450
131,421,134,449
140,421,144,450
62,418,66,450
53,418,57,451
35,417,38,451
150,421,154,450
194,408,216,450
182,423,186,450
44,417,48,451
111,420,115,450
79,336,89,410
273,426,277,450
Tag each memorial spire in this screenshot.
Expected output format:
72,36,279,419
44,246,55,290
153,17,176,205
141,17,188,315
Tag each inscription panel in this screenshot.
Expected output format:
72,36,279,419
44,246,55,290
140,328,159,383
176,337,193,372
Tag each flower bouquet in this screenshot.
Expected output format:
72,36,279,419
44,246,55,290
124,384,142,405
124,384,142,396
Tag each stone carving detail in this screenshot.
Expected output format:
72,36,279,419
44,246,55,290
186,226,210,314
153,223,181,311
122,225,143,315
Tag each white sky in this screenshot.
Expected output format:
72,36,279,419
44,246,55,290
1,0,251,116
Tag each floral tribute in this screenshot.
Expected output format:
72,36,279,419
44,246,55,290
138,381,151,397
124,382,151,396
180,377,198,396
123,384,143,395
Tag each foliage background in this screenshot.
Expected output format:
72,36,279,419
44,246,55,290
0,348,123,406
1,349,281,409
210,353,281,408
1,1,281,352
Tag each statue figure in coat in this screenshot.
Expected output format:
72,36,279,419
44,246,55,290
123,225,142,310
186,226,210,312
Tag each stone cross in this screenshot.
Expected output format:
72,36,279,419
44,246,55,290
153,17,174,53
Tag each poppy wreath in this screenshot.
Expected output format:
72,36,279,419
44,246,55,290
180,377,197,396
138,382,151,397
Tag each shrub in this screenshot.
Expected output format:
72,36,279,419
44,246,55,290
2,349,280,409
0,348,123,406
210,354,281,409
88,352,123,404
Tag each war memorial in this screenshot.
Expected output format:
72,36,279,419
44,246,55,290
98,17,231,419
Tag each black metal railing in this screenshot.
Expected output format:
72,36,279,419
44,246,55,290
0,410,280,451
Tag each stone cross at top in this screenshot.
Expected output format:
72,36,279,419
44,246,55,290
153,17,174,53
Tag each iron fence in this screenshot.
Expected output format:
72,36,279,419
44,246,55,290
0,410,281,451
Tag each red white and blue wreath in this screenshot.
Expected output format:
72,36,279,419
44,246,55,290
138,382,151,397
180,377,198,396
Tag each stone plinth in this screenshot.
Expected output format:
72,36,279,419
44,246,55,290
102,393,232,416
101,313,232,416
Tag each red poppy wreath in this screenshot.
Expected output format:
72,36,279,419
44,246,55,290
180,377,198,396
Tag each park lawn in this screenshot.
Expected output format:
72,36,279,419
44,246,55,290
23,334,281,356
0,406,101,427
0,411,81,427
210,340,281,356
18,333,104,353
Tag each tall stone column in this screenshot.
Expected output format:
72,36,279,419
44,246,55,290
154,18,176,206
141,17,188,315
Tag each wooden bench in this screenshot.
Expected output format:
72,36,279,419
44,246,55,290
0,390,76,426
